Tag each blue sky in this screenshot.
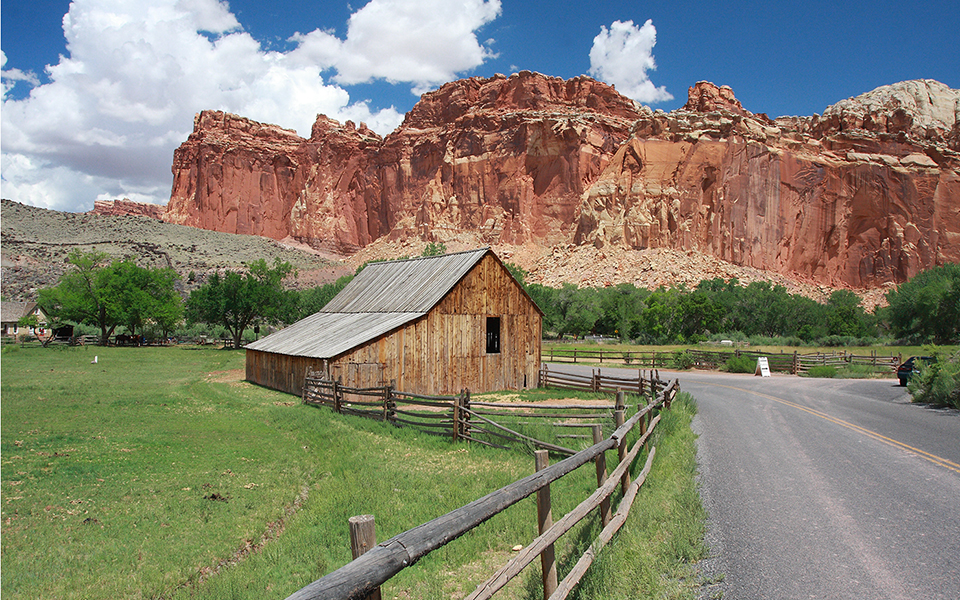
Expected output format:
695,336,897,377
2,0,958,213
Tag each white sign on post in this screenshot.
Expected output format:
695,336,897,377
755,357,771,377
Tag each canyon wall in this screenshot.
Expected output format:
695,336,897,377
166,72,642,254
164,74,960,288
575,80,960,287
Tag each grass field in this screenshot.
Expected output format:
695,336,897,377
1,345,704,599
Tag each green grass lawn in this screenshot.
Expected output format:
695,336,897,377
2,345,704,600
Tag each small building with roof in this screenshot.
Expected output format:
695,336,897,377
245,248,542,396
1,301,48,338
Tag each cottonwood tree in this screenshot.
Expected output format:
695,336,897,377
185,259,297,348
38,250,182,345
885,263,960,344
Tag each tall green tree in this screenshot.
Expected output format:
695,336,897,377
886,263,960,343
825,289,873,337
554,284,602,339
186,259,297,348
38,250,182,345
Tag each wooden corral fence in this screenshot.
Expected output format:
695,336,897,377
544,347,674,368
538,364,669,398
302,368,665,456
543,347,902,376
795,351,902,375
285,378,680,600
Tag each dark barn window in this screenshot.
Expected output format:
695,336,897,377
486,316,501,354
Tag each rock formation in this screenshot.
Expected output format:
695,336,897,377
164,74,960,289
576,80,960,287
165,72,642,254
92,199,166,219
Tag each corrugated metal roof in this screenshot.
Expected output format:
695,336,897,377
246,248,491,359
245,311,424,358
321,248,489,313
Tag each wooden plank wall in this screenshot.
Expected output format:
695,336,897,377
245,350,324,396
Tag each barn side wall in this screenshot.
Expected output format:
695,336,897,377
245,349,325,397
331,254,542,395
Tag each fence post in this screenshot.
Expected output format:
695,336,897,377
333,379,342,413
348,515,382,600
535,450,558,600
452,392,461,443
614,408,630,493
383,383,391,423
592,425,612,528
463,389,471,440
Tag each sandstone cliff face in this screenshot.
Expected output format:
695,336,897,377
166,72,641,253
575,81,960,288
165,75,960,289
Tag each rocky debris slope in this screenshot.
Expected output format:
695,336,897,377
163,74,959,292
1,199,342,300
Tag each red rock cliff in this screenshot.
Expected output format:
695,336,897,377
92,199,166,219
165,76,960,288
166,72,642,253
575,81,960,287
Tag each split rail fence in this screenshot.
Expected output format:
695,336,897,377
303,367,669,456
543,346,901,375
286,377,680,600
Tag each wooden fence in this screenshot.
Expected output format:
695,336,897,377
538,364,668,398
795,351,901,374
285,378,680,600
542,347,902,375
302,368,666,456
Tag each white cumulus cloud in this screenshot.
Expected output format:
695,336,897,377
0,0,501,212
588,19,673,104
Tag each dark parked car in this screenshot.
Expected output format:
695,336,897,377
897,356,935,386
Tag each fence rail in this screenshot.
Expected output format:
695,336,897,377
302,366,670,454
542,346,902,375
285,377,680,600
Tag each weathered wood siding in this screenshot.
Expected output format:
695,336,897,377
246,253,542,396
246,350,326,396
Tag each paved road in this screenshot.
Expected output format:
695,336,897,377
551,364,960,599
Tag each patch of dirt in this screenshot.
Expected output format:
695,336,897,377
204,369,244,383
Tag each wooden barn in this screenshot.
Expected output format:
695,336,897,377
245,248,542,396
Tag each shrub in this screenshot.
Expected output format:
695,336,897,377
724,355,756,373
908,350,960,409
672,350,694,370
805,365,837,378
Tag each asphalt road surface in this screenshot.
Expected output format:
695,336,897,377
550,364,960,599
